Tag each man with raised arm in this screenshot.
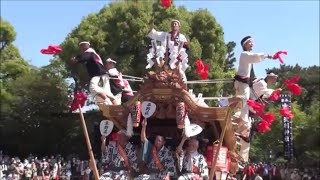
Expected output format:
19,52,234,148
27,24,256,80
148,19,189,82
71,41,119,105
100,130,138,180
176,135,209,180
135,119,176,180
233,36,274,135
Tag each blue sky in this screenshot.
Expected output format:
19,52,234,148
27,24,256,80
2,0,319,78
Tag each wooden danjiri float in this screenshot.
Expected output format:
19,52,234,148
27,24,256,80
97,39,244,179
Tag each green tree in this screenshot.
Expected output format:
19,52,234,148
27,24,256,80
1,64,69,154
250,102,307,163
266,65,320,110
0,19,31,115
222,41,237,96
224,41,236,72
294,100,320,167
0,17,17,51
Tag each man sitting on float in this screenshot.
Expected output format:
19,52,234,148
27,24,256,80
135,119,176,180
71,41,120,105
104,58,135,104
176,135,209,180
238,72,282,163
250,72,282,101
147,19,189,82
100,130,138,180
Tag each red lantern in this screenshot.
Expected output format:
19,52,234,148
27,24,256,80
176,102,186,129
130,101,141,127
206,145,228,169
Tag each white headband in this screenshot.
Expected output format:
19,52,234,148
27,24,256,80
79,41,90,46
267,73,278,77
242,38,253,47
106,58,117,64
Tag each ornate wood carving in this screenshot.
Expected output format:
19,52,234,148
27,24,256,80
98,64,243,174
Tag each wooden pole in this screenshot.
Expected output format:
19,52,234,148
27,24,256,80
209,104,235,180
78,104,100,180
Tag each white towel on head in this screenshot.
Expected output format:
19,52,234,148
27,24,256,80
84,48,103,65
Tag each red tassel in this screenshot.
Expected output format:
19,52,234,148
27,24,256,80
262,113,276,124
41,49,57,55
279,107,294,118
161,0,171,8
284,76,300,85
48,45,62,53
41,45,62,55
195,59,204,74
195,59,209,80
70,92,87,111
200,71,209,80
272,51,287,64
286,83,301,95
247,100,265,113
257,120,271,133
268,89,282,101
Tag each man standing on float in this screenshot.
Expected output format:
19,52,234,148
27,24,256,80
234,36,273,161
148,19,189,82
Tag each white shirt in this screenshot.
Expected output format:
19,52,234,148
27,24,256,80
148,28,187,47
237,51,268,78
251,79,274,100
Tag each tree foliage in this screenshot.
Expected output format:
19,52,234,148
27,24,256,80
251,65,320,167
222,41,237,96
267,64,320,110
0,17,17,51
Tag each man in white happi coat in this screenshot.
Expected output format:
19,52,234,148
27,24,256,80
100,130,138,180
71,41,120,105
233,36,274,135
238,72,281,163
135,119,176,180
176,135,209,180
104,58,134,103
148,19,189,82
250,72,281,101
